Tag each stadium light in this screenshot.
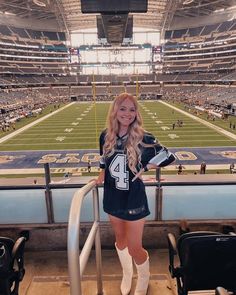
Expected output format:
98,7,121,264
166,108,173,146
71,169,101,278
183,0,194,5
33,0,49,7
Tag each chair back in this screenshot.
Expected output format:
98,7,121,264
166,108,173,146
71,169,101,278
178,233,236,292
0,236,26,295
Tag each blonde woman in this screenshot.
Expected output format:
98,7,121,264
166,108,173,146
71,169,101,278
97,93,175,295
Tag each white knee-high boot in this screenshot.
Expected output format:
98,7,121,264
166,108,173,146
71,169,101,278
134,254,150,295
115,243,133,295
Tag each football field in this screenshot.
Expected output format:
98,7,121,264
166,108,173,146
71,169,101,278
0,100,235,151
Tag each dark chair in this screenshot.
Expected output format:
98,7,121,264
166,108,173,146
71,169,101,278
216,287,230,295
167,231,236,295
0,236,27,295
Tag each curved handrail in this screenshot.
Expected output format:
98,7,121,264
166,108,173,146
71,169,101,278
67,180,103,295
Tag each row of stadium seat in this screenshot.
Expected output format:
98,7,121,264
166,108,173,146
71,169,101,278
165,19,236,40
0,24,66,41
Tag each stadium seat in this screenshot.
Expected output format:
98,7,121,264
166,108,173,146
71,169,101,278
0,235,27,295
216,287,230,295
167,231,236,295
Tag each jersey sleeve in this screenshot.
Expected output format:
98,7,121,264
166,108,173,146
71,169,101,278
149,146,176,167
99,130,106,169
142,132,157,145
141,132,176,168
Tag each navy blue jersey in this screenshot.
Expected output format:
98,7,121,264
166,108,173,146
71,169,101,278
99,130,175,220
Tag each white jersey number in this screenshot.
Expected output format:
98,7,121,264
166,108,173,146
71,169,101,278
109,154,129,190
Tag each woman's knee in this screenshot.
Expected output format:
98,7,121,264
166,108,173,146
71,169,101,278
115,233,127,248
127,246,143,258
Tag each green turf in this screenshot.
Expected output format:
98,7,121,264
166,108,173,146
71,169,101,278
0,104,66,139
170,101,236,135
139,101,236,147
0,100,235,151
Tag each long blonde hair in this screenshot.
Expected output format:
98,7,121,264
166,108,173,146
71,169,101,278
103,93,144,174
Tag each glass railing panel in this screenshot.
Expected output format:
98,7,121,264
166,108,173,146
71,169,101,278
52,188,94,222
52,186,157,222
145,186,156,220
162,185,236,220
0,189,47,224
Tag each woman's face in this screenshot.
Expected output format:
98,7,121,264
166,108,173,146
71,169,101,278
116,98,136,129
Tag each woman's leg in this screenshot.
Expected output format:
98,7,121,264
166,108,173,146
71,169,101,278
109,215,147,263
109,215,133,295
109,214,128,249
126,218,150,295
126,218,147,264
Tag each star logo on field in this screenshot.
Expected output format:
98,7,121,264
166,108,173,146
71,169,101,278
161,126,170,130
56,136,66,141
168,134,179,139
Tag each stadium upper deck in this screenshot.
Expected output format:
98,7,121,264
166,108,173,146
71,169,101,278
0,1,236,88
0,0,236,122
163,19,236,75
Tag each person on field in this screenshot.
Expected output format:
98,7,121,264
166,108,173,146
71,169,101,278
200,162,206,174
87,160,91,173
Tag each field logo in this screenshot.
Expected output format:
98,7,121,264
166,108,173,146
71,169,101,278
0,155,26,163
175,151,197,161
161,126,170,130
210,151,236,159
168,134,179,139
56,136,66,142
38,153,100,164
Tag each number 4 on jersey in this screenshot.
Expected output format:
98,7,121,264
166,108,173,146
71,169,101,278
109,154,129,190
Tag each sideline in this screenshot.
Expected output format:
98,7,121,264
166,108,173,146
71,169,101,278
0,102,75,144
159,100,236,141
0,164,232,175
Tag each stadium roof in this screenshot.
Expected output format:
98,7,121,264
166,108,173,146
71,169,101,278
0,0,236,33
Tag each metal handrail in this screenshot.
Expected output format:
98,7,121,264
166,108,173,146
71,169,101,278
67,180,103,295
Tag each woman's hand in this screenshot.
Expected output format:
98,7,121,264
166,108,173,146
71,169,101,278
132,163,158,182
95,169,105,185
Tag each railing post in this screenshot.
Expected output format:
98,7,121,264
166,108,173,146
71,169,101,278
44,162,51,184
156,167,161,183
155,168,163,221
44,163,54,223
93,186,103,295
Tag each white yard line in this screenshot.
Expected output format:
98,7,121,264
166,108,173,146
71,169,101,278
0,103,75,144
159,100,236,141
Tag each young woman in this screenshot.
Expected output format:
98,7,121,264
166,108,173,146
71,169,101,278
96,93,175,295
